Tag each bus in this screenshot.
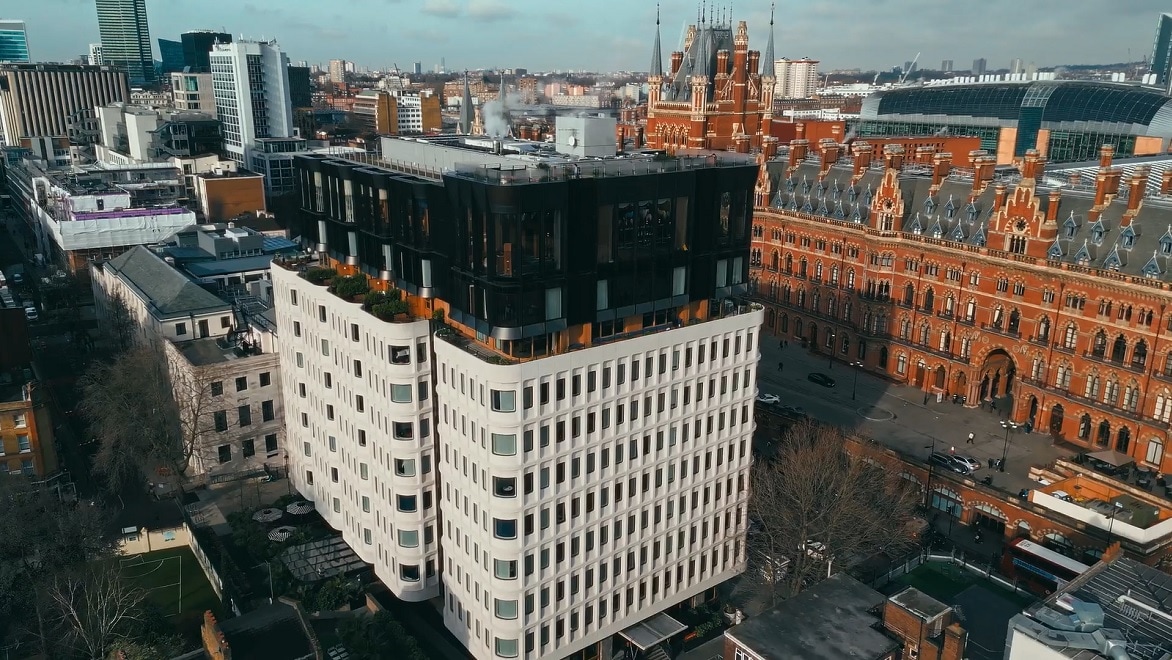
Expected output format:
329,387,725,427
1000,538,1091,595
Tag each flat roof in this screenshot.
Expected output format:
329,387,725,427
175,337,266,366
725,573,898,660
888,586,951,620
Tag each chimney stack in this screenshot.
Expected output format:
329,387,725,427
1094,167,1122,206
914,144,937,165
634,126,644,149
852,141,873,176
819,138,841,166
670,52,683,76
1161,169,1172,196
747,51,760,75
788,139,809,168
1021,149,1045,180
1099,144,1115,169
1126,166,1149,212
882,144,905,171
973,156,996,193
931,152,952,187
993,182,1007,211
715,50,730,78
942,623,968,660
762,136,779,160
795,122,806,140
1046,189,1061,222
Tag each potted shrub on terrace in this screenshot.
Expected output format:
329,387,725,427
304,267,337,285
329,273,370,301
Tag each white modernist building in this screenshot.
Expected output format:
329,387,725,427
773,57,820,99
273,141,762,660
208,40,294,166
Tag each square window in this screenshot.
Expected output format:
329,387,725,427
391,384,412,403
210,381,223,396
492,433,517,456
260,372,271,387
238,405,251,426
398,529,419,547
235,376,247,392
242,438,255,457
265,434,278,452
175,322,187,336
395,458,416,476
494,518,517,539
491,389,516,412
213,411,228,432
393,422,413,440
217,444,231,463
262,400,275,421
398,494,418,512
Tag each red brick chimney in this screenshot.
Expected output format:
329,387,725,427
967,149,988,167
1161,169,1172,196
795,122,806,140
973,156,996,194
882,144,905,170
1126,166,1149,212
852,142,873,176
993,182,1007,211
747,51,760,75
761,136,778,159
915,144,937,165
788,139,809,167
1021,149,1045,180
819,138,841,166
932,152,952,187
734,133,750,154
715,51,730,78
670,52,683,76
1094,167,1122,206
1099,144,1115,169
942,623,968,660
633,126,644,149
1046,189,1061,222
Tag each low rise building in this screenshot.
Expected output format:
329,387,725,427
170,71,216,114
351,89,441,135
0,308,58,479
1005,554,1172,659
194,169,267,222
91,244,284,478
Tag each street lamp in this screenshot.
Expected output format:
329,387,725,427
999,420,1020,472
946,503,956,538
827,332,835,369
850,361,864,400
924,440,937,509
1104,501,1125,547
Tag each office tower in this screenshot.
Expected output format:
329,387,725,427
95,0,155,87
972,58,987,76
88,43,104,65
412,61,422,75
0,63,129,146
181,30,231,72
273,139,761,660
1150,13,1172,85
941,59,953,72
1010,58,1023,75
328,59,347,84
158,38,184,74
208,40,294,164
287,65,312,108
0,20,30,63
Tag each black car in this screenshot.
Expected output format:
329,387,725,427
807,372,836,388
929,452,971,475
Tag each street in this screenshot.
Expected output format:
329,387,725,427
755,336,1068,494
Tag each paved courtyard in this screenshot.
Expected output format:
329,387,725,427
756,337,1069,493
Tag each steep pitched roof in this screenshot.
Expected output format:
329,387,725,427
761,4,776,78
106,245,230,320
649,5,663,77
459,71,474,135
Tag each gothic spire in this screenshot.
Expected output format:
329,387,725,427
761,2,776,78
650,4,663,77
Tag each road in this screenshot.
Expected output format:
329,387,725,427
755,337,1067,494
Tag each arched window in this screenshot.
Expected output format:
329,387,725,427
1132,340,1148,369
846,269,856,289
1111,334,1127,362
1097,419,1111,446
1063,324,1078,350
965,298,977,322
1092,331,1107,358
903,283,915,306
1155,391,1172,423
814,262,824,281
1084,373,1101,399
794,318,803,336
770,251,780,271
1037,316,1051,342
830,265,839,285
1078,414,1091,440
1055,364,1072,389
1043,533,1075,557
919,323,930,345
1008,309,1021,333
1123,383,1140,412
992,306,1004,329
1146,438,1165,466
785,254,793,273
766,308,775,327
922,288,935,312
780,313,789,333
799,258,808,277
1104,379,1119,406
944,294,955,315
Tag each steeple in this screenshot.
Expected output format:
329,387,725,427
650,4,663,77
459,71,474,134
761,3,776,78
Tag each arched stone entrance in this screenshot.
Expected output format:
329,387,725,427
879,346,889,371
953,371,968,397
976,348,1016,412
914,360,927,388
934,366,946,390
807,321,818,347
1027,396,1039,426
1049,403,1065,439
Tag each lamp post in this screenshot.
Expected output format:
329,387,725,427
999,420,1020,472
1104,501,1124,547
946,503,955,538
827,331,836,369
850,361,864,400
924,440,937,509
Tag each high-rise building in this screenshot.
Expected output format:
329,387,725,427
1010,58,1024,75
158,38,184,74
1150,13,1172,85
972,57,987,76
287,65,312,108
0,20,30,63
208,40,294,165
0,63,129,146
412,61,422,75
328,59,347,84
180,30,231,73
88,43,104,65
941,59,953,72
95,0,156,87
274,137,760,660
774,57,820,99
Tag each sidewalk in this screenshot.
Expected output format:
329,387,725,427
756,337,1068,494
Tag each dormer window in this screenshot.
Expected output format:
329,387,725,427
909,213,923,235
801,196,814,213
1103,245,1123,271
966,202,979,222
785,178,795,193
1160,225,1172,255
851,203,864,223
1063,218,1078,238
1120,226,1136,249
1074,240,1092,265
1143,252,1163,278
972,228,986,247
1090,219,1106,245
863,186,873,205
951,224,967,241
924,197,936,214
772,191,785,209
801,176,810,194
1047,240,1064,259
833,200,846,220
847,186,857,203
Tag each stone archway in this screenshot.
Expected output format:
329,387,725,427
1049,403,1065,439
879,346,889,371
914,360,927,388
976,348,1016,413
934,366,947,390
1027,395,1039,426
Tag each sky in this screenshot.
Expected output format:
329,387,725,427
15,0,1171,74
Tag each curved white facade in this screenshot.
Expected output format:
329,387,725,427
435,310,762,660
273,265,440,601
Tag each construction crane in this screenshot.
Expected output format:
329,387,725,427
898,52,921,85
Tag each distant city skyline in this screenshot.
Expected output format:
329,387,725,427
12,0,1171,74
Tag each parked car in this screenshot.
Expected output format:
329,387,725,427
807,372,836,388
953,455,982,472
24,306,38,321
800,540,831,561
755,392,780,405
929,452,970,475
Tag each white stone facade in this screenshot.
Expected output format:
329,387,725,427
273,265,440,601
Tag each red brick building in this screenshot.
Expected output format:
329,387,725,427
751,140,1172,475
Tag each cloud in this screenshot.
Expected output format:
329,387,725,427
468,0,516,21
421,0,461,17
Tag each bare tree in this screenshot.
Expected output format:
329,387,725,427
49,564,147,660
100,289,137,355
80,339,228,492
747,421,920,605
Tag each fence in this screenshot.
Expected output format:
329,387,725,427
868,546,1031,599
187,521,226,602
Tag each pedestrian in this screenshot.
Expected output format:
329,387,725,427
991,400,997,412
778,361,783,372
923,393,929,405
949,445,955,454
967,432,975,444
779,339,784,349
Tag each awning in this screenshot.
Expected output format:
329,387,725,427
618,612,688,650
1086,449,1135,468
